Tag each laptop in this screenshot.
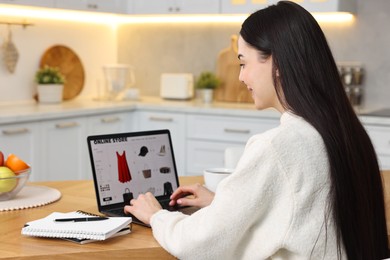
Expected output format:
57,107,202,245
87,129,198,226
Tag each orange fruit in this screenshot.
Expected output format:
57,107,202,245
5,154,30,173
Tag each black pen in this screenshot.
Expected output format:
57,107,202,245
54,217,109,222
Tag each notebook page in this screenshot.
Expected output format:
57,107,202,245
21,211,132,240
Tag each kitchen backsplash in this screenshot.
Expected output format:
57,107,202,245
0,18,117,104
0,0,389,110
118,0,390,110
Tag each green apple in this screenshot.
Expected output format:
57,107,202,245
0,166,17,193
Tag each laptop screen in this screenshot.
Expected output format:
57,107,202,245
87,130,179,208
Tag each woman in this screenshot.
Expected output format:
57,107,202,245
125,1,389,259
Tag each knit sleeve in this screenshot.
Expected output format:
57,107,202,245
150,132,296,259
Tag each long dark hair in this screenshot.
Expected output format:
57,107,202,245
240,1,388,259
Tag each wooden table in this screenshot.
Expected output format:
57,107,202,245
0,176,203,260
2,171,390,259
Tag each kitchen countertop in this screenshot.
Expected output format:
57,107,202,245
0,96,389,126
0,96,280,125
0,99,137,125
361,108,390,117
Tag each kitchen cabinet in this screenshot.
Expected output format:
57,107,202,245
186,114,279,175
0,0,55,8
86,112,133,136
134,111,186,176
40,117,87,181
39,111,134,181
220,0,273,14
187,114,278,142
0,109,134,182
220,0,356,14
55,0,127,14
8,97,390,180
186,140,242,175
0,122,42,181
364,124,390,170
130,0,219,14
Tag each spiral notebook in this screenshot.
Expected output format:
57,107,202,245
63,227,131,244
21,211,132,241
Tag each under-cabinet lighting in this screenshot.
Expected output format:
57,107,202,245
312,12,354,23
0,4,354,25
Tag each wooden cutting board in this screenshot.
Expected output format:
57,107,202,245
215,35,252,103
40,45,85,100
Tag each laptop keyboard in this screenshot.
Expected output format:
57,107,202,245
110,208,130,217
160,200,180,211
108,201,177,217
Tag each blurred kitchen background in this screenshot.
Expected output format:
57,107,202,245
0,0,389,110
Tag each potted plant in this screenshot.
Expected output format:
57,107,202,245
195,71,220,103
35,65,66,103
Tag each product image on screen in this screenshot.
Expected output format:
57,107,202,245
89,132,178,206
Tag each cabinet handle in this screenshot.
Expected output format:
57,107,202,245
149,116,173,122
168,6,180,12
2,128,29,135
224,128,250,134
55,122,79,129
87,4,98,9
101,117,120,124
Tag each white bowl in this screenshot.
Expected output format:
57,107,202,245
203,168,233,192
0,168,31,201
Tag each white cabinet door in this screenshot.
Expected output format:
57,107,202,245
186,114,279,175
365,124,390,170
378,155,390,170
0,122,41,181
131,0,219,14
220,0,274,14
40,118,87,181
176,0,219,14
135,111,186,176
0,0,55,7
186,140,242,176
55,0,126,13
221,0,355,14
131,0,171,14
187,114,279,143
87,112,133,136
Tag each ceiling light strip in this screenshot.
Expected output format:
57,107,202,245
0,4,355,25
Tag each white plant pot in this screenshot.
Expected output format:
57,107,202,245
37,84,63,104
201,89,214,103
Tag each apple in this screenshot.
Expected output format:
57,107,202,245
0,166,17,193
0,151,4,166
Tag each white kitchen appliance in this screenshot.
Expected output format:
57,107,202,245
103,64,135,100
160,73,194,100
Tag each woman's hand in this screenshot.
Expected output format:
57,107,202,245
124,192,162,225
169,183,215,208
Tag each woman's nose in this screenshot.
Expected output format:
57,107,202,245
238,70,243,83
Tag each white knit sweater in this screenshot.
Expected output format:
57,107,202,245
150,112,346,259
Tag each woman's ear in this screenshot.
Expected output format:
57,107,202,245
276,69,280,77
